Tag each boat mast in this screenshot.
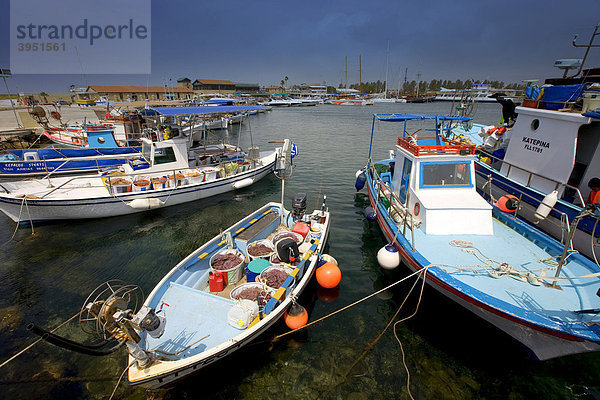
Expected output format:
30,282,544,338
345,56,348,92
359,55,362,94
384,41,389,98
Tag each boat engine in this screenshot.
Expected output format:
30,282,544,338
292,192,307,220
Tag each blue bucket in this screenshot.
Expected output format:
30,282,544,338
246,259,270,282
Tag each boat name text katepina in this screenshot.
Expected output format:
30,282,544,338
522,136,550,153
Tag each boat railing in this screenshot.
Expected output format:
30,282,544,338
477,149,586,207
37,161,254,199
370,164,417,250
397,136,476,156
474,168,577,248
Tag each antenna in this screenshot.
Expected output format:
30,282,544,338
569,22,600,78
274,139,294,224
0,69,21,128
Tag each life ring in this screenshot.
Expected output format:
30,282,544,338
50,111,61,120
414,202,420,216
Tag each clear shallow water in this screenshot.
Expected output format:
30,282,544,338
1,103,599,399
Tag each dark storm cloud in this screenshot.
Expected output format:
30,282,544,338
1,0,599,91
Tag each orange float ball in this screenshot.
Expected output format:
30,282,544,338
316,262,341,289
284,303,308,330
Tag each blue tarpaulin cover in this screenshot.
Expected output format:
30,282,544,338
541,84,587,110
148,105,269,116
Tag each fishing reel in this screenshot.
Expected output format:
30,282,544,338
79,280,166,367
28,280,166,368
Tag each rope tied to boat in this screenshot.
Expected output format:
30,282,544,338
272,266,431,341
0,311,80,370
441,240,600,285
10,195,35,240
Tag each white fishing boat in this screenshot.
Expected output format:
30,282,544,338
447,90,600,261
360,113,600,360
28,140,335,389
372,98,397,103
330,98,374,106
265,98,293,107
0,128,277,222
435,84,520,102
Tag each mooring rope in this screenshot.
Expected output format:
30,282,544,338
273,266,430,341
0,312,80,369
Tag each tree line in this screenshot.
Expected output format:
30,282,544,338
328,79,526,94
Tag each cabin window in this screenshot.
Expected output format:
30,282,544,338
142,141,151,162
154,147,176,164
420,161,471,188
531,119,540,131
399,158,412,204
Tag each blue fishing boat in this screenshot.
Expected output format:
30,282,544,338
361,113,600,360
27,141,335,388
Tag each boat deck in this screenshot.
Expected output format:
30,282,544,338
145,282,239,359
390,201,600,338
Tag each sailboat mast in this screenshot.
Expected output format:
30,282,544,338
345,56,348,91
384,41,389,98
359,55,362,94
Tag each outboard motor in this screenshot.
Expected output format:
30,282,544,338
292,192,307,220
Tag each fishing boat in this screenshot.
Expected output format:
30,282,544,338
360,113,600,360
435,84,520,102
265,98,292,107
446,89,600,261
0,126,277,222
0,145,142,180
330,97,374,106
28,140,333,389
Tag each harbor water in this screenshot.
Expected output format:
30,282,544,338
1,103,599,399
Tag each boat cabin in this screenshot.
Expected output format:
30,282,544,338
128,135,191,174
383,119,493,235
498,106,600,203
84,125,121,148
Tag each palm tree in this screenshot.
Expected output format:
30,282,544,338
39,92,49,104
280,76,289,92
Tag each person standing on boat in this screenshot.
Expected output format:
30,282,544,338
587,177,600,205
490,93,518,127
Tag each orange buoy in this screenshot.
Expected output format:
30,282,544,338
316,262,341,289
284,303,308,330
495,195,519,213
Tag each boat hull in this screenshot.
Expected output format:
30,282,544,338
0,161,275,222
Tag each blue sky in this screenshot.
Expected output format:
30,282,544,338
1,0,599,93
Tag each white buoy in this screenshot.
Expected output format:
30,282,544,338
127,198,164,210
377,244,400,270
533,190,558,223
232,178,254,189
